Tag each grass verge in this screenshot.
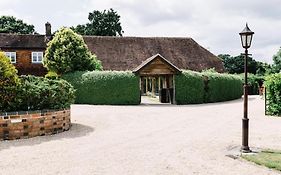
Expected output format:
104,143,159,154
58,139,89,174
242,150,281,171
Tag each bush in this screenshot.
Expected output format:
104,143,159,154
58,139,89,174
239,74,264,95
0,52,20,111
45,71,59,79
44,27,102,75
175,70,205,104
63,71,140,105
7,76,75,112
264,73,281,115
203,73,243,102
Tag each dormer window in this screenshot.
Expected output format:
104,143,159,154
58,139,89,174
5,52,16,63
32,52,43,63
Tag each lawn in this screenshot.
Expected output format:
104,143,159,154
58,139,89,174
242,150,281,171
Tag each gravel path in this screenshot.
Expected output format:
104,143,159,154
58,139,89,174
1,96,281,175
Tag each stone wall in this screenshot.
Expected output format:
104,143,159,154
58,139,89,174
0,109,71,140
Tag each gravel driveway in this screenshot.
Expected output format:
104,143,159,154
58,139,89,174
1,96,281,175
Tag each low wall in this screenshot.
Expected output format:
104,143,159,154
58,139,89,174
0,109,71,140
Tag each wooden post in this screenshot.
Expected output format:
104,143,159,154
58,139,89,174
163,77,167,88
145,77,148,95
158,76,161,94
152,78,155,96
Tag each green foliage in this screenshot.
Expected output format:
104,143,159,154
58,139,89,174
0,52,20,111
11,76,75,112
63,71,140,105
175,70,243,104
218,54,257,74
44,27,102,75
45,71,59,79
264,73,281,115
272,48,281,73
0,53,75,112
239,73,264,95
0,16,36,34
71,8,124,36
175,71,205,104
256,61,272,76
203,73,243,102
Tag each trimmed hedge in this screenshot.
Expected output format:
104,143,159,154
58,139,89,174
175,70,243,104
264,73,281,115
203,73,243,102
175,70,205,104
63,71,140,105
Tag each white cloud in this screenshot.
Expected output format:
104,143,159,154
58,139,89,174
0,0,280,63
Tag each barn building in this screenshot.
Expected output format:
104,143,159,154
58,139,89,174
0,23,224,103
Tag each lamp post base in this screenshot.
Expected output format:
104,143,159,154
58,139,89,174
241,146,251,153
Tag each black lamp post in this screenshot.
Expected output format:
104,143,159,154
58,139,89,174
239,23,254,153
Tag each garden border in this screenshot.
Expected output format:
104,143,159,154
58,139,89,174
0,109,71,140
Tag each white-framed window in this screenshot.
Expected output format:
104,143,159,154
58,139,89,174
32,52,44,63
4,52,16,63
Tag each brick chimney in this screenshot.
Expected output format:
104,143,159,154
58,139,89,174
45,22,52,42
45,22,51,36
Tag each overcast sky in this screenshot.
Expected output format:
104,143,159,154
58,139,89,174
1,0,280,63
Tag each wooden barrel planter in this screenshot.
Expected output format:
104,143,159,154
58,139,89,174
0,109,71,140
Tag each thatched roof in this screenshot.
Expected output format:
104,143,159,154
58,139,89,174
0,33,46,49
83,36,224,72
0,33,224,72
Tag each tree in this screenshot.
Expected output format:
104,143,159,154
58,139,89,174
44,28,102,75
71,8,124,36
256,61,272,75
0,52,20,111
272,47,281,73
218,54,257,74
0,16,36,34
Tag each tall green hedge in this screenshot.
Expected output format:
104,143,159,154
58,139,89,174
63,71,140,105
203,73,243,102
175,70,205,104
265,73,281,115
175,70,243,104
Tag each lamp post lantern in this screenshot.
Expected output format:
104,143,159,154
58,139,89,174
239,23,254,153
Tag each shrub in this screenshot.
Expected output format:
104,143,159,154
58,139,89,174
264,73,281,115
239,74,264,95
203,73,243,102
44,27,102,75
175,70,205,104
9,76,75,112
63,71,140,105
45,71,59,79
0,52,20,111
